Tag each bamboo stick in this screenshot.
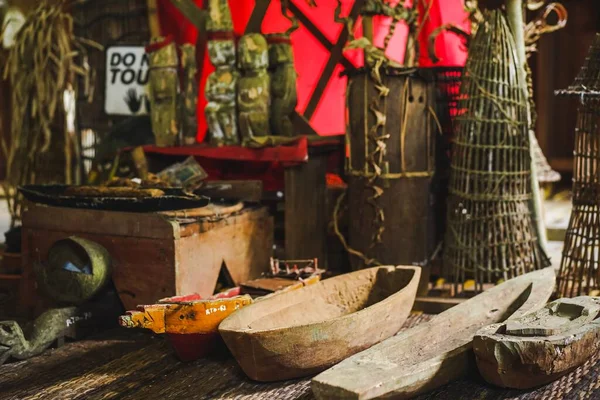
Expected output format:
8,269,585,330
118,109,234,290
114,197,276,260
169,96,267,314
505,0,548,254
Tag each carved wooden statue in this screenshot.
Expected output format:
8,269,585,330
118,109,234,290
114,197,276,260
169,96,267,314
180,44,198,145
205,37,239,146
206,0,234,32
266,34,297,137
204,0,239,146
237,33,271,140
146,36,180,147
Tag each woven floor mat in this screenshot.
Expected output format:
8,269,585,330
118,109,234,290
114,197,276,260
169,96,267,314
1,313,599,400
417,348,600,400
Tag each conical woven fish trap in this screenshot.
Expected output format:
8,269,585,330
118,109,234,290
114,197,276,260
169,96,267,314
556,36,600,297
443,10,549,286
556,33,600,98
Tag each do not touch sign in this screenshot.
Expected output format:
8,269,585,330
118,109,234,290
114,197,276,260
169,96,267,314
104,46,150,116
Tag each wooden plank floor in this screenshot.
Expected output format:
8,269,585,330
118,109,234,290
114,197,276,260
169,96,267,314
1,313,600,400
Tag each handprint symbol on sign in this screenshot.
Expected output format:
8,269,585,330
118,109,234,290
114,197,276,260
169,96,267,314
124,88,143,113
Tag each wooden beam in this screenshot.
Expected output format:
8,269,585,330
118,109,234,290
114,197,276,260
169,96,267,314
291,111,318,136
302,45,344,119
146,0,161,37
287,1,355,71
168,0,206,30
284,154,328,268
245,0,271,34
297,0,363,119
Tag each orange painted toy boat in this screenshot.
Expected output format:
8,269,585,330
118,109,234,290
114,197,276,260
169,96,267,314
119,269,322,361
119,288,252,361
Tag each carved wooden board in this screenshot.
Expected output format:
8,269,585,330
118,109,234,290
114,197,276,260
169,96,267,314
474,296,600,389
219,266,420,381
311,267,555,400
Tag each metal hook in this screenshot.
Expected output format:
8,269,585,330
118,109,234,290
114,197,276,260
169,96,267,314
525,3,568,49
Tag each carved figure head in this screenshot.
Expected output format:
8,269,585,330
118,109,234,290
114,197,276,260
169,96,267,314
208,39,236,66
266,34,294,66
238,33,269,71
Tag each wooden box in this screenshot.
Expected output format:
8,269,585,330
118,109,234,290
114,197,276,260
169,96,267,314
20,204,273,315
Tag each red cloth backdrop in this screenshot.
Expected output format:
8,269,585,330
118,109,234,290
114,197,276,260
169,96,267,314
157,0,469,143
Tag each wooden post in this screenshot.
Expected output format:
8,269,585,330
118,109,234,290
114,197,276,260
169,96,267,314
363,15,374,63
284,155,328,268
363,16,374,43
404,0,419,67
0,79,9,181
506,0,548,253
147,0,161,38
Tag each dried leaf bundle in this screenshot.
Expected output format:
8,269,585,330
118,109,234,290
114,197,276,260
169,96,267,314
556,34,600,297
443,10,549,287
0,0,101,223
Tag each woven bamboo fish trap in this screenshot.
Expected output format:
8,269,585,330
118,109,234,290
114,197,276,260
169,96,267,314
555,33,600,297
442,10,549,288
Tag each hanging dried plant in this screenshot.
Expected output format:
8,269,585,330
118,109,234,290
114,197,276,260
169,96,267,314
0,0,102,225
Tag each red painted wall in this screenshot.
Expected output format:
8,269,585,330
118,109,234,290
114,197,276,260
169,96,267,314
157,0,469,143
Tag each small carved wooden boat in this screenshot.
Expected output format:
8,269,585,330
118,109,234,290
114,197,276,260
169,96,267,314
218,266,421,381
312,267,555,400
474,296,600,389
119,288,252,361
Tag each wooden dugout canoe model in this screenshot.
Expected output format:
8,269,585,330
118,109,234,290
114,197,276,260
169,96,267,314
219,266,421,381
474,296,600,389
312,267,555,400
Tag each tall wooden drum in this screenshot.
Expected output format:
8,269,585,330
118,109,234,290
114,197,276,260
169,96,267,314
345,68,437,285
